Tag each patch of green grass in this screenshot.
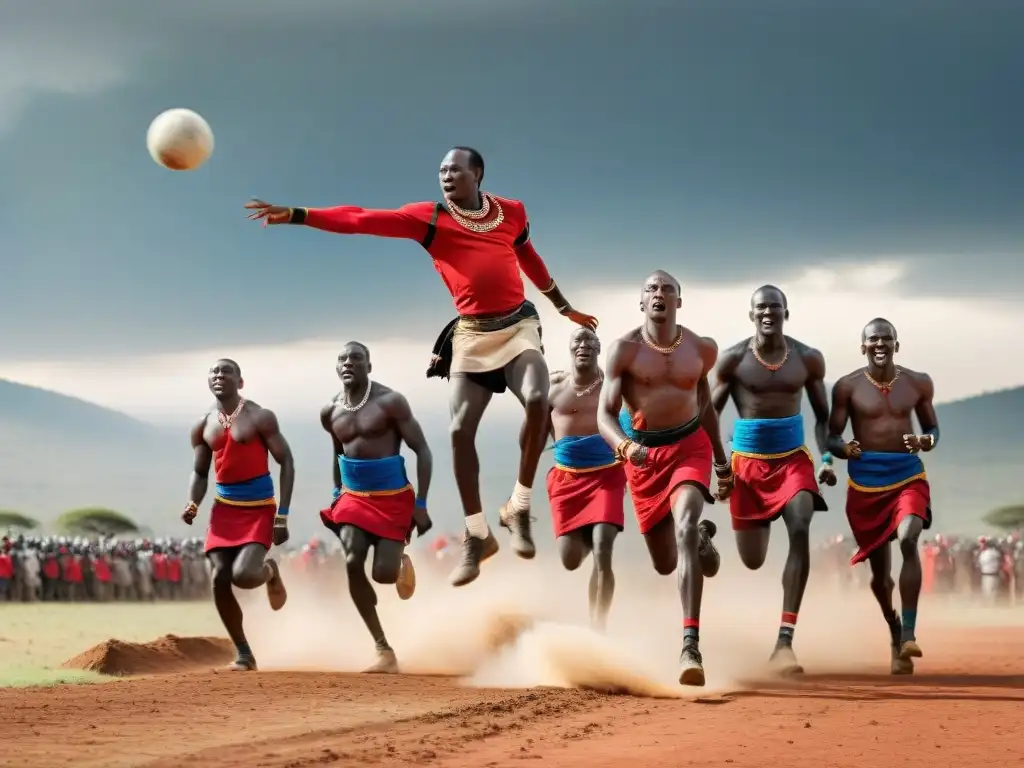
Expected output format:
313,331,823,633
0,666,106,688
0,601,223,687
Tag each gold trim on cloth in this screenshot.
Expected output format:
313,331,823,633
451,316,543,374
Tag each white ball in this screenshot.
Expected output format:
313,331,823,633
146,108,214,171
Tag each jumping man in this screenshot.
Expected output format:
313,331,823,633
710,285,833,675
597,271,728,687
183,359,293,672
827,318,937,675
546,328,626,631
246,147,597,587
320,342,433,673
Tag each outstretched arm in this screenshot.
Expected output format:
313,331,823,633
802,347,831,459
246,198,432,240
826,378,855,459
294,203,430,239
391,394,433,505
257,409,295,512
188,419,212,508
914,373,940,450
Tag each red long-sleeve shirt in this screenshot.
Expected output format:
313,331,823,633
302,197,553,316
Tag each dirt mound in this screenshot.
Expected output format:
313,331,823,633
61,634,234,676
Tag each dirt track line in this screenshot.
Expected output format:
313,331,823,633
139,686,626,767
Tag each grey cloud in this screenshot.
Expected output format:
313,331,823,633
2,0,1022,357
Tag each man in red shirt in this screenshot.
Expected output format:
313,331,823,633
246,147,598,586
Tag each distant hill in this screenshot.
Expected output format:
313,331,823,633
0,379,182,526
0,378,1020,540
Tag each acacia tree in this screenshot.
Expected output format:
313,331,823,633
55,508,140,536
982,505,1024,531
0,510,39,531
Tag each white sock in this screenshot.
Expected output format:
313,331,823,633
509,482,532,513
465,512,489,539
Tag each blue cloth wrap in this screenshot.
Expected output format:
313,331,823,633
731,414,804,455
339,455,410,493
215,473,274,503
617,409,635,440
553,434,616,470
848,451,925,490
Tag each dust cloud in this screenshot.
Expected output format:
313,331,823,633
236,541,963,697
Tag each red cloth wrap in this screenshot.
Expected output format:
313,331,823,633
846,480,931,565
623,422,714,535
303,197,553,316
205,501,276,552
546,464,627,538
168,556,182,583
205,432,276,553
729,449,827,531
320,488,415,543
152,553,167,581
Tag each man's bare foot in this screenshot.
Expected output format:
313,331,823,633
227,655,257,671
769,643,804,677
891,644,914,675
396,554,416,600
898,639,922,660
364,649,399,674
265,558,287,611
678,644,706,687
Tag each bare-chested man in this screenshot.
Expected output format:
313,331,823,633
546,328,626,631
598,271,728,687
319,342,434,673
183,359,293,672
711,285,834,675
827,318,937,675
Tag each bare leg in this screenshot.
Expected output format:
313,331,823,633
589,523,618,631
896,516,925,660
208,548,256,670
448,376,499,587
642,484,716,687
230,543,273,588
338,526,392,660
734,528,771,571
556,529,591,572
501,350,550,558
770,492,815,674
557,527,594,624
866,543,910,674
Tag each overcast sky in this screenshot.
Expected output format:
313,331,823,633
3,0,1022,422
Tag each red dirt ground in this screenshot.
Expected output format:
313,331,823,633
3,627,1022,768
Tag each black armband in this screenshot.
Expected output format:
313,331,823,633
289,207,308,225
513,223,531,247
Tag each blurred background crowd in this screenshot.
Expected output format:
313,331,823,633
2,530,1022,606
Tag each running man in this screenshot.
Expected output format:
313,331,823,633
183,359,293,672
320,342,433,673
597,271,729,686
246,147,597,587
546,328,626,631
827,318,937,675
710,285,833,675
